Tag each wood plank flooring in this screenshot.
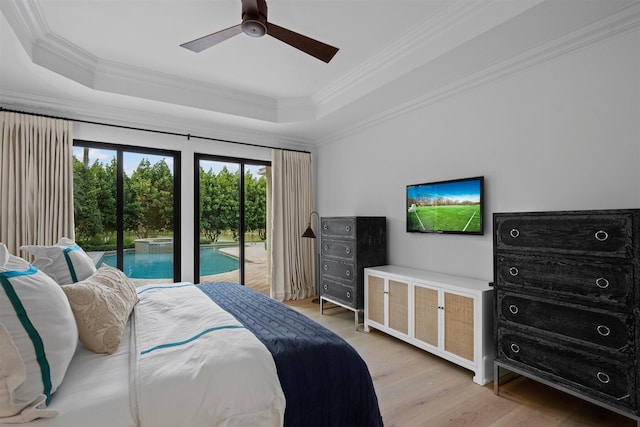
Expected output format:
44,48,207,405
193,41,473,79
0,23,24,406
285,299,638,427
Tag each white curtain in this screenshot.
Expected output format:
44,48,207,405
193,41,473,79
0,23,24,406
270,149,315,301
0,112,75,256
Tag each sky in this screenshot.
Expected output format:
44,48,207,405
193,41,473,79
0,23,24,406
73,147,264,177
407,178,482,203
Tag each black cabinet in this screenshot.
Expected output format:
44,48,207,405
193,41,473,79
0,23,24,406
493,209,639,424
319,217,386,328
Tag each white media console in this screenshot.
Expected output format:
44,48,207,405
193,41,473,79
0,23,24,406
364,265,494,385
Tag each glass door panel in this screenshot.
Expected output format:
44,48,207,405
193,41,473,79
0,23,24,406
122,152,176,282
243,164,269,295
73,144,179,284
198,160,241,284
72,146,117,250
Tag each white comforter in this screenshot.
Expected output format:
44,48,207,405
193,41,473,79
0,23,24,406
132,284,285,427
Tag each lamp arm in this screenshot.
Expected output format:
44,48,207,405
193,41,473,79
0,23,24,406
309,210,319,226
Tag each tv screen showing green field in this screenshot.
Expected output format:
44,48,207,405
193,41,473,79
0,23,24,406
406,177,483,234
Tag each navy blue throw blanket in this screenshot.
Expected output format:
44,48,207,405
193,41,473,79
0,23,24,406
197,282,383,427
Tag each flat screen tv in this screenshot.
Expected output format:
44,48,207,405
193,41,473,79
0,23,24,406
406,176,484,235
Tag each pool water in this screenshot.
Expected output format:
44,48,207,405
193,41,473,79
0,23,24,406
101,246,239,279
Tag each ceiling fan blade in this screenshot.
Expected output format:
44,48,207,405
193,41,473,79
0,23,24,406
266,22,338,63
180,24,243,53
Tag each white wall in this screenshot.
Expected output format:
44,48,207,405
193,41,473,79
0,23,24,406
316,29,640,282
73,123,277,283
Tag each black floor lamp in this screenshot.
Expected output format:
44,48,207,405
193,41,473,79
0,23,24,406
302,211,320,304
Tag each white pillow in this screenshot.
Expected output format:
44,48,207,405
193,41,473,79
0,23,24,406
0,244,78,422
20,237,96,285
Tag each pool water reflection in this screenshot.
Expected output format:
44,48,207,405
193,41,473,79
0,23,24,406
101,246,239,279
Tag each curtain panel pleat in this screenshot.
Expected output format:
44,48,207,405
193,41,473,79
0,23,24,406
0,112,75,256
270,149,315,301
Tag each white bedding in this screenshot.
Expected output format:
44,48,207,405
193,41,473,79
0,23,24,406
133,284,285,427
3,283,286,427
3,323,136,427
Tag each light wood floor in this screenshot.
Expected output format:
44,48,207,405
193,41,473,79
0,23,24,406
285,298,638,427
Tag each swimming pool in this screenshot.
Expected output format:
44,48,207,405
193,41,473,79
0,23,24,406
101,246,239,279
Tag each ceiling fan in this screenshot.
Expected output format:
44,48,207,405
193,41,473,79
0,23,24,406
180,0,339,63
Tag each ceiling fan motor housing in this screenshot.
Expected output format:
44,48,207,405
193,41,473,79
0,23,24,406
241,0,268,37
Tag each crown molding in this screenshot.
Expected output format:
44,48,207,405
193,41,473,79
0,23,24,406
0,0,543,125
0,90,315,150
3,0,637,142
318,1,640,146
1,0,288,123
0,0,46,55
312,0,544,117
93,59,278,122
312,0,489,105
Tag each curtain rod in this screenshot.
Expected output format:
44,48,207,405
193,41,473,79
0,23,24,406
0,106,310,154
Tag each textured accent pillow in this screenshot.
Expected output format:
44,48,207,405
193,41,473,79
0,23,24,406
20,237,96,285
62,265,138,354
0,244,78,422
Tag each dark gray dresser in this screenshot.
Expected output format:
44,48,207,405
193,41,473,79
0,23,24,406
319,216,386,328
493,209,639,425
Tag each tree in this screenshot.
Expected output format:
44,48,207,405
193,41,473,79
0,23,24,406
198,166,242,242
95,158,116,241
245,172,267,240
73,157,103,241
214,166,240,240
123,173,143,234
199,166,221,242
129,158,174,237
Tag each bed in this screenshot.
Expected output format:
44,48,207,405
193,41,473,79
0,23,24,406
1,276,383,426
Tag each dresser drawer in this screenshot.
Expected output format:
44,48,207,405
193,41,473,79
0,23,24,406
321,240,355,261
497,328,636,409
321,218,356,239
498,293,634,352
495,213,633,257
495,254,634,309
321,258,354,283
321,278,355,306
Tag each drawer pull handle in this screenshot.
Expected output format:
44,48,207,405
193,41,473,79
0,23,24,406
596,325,611,337
324,244,329,251
510,343,520,353
508,304,519,315
594,230,609,241
323,284,328,290
509,228,520,238
595,277,610,289
346,291,351,298
509,267,519,277
345,247,351,254
596,372,610,384
323,265,328,271
345,225,351,232
323,224,328,230
345,270,351,277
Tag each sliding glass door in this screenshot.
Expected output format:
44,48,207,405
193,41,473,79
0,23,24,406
195,155,269,294
243,164,269,294
73,141,180,283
